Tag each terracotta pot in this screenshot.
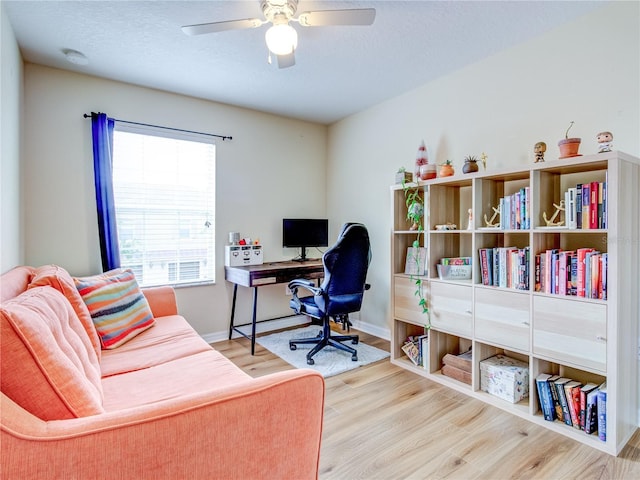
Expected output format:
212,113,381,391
439,164,454,177
558,138,582,159
462,160,479,174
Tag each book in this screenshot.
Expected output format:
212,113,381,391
590,181,599,229
585,385,600,434
581,183,590,229
563,380,582,429
554,377,573,426
575,184,582,229
442,364,472,385
565,187,577,229
546,374,561,421
579,383,598,431
442,350,472,373
535,373,556,421
401,340,421,366
597,382,607,441
404,247,427,275
478,248,492,286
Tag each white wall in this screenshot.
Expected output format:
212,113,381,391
22,64,327,337
327,2,640,337
0,4,24,272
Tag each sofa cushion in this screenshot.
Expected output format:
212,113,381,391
28,264,101,360
74,269,155,349
0,286,104,420
101,349,251,411
100,315,213,377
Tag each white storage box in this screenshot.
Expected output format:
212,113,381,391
480,354,529,403
225,245,263,266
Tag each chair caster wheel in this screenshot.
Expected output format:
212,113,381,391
290,344,297,351
352,339,359,345
307,358,315,365
351,354,358,362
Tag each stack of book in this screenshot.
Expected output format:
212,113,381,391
478,247,530,290
401,334,428,368
534,248,607,299
441,350,472,385
535,374,606,441
564,178,607,230
494,187,530,230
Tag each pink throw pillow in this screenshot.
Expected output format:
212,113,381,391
1,286,104,420
28,264,101,360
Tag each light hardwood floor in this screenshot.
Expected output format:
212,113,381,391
213,327,640,480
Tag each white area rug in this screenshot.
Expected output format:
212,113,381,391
256,325,390,378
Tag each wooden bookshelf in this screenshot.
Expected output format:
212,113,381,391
390,151,639,455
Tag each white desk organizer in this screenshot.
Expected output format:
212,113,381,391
225,245,263,266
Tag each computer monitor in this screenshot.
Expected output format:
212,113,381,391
282,218,329,262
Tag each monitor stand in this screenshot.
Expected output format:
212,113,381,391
292,247,315,262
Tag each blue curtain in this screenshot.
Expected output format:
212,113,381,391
90,112,121,271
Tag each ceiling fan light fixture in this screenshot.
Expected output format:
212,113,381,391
265,23,298,55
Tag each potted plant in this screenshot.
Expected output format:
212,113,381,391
401,177,429,317
462,155,479,174
395,167,412,184
439,160,455,177
558,121,582,158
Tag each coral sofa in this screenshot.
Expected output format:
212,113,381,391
1,265,325,480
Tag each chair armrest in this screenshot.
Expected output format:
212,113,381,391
1,369,324,480
142,286,178,317
288,279,321,296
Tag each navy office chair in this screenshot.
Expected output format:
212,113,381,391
288,223,371,365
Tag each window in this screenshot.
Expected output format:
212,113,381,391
112,124,215,287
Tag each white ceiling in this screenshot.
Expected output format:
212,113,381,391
4,0,605,125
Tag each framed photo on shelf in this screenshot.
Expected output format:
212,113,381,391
404,247,427,275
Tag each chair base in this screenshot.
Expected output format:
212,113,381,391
289,320,359,365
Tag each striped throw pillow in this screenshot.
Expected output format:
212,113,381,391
74,269,155,349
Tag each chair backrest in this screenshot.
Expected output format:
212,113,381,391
315,223,371,316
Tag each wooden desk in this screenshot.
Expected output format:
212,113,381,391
225,260,324,354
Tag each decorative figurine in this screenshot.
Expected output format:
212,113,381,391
542,200,565,227
467,208,473,230
597,131,613,153
534,141,547,163
483,205,501,228
480,152,488,170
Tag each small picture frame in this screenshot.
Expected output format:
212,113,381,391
404,247,427,275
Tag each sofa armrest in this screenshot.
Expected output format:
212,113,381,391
142,286,178,317
1,369,324,480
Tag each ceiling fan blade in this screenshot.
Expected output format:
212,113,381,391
277,52,296,69
297,8,376,27
182,18,263,36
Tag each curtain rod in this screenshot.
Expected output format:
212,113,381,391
83,113,232,141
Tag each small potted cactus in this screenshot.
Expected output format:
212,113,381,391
439,160,455,177
462,155,479,174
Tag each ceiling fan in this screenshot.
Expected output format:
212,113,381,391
181,0,376,69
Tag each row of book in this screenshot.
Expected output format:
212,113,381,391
534,248,607,299
478,247,530,290
536,374,606,441
563,179,607,230
401,334,428,368
495,187,530,230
